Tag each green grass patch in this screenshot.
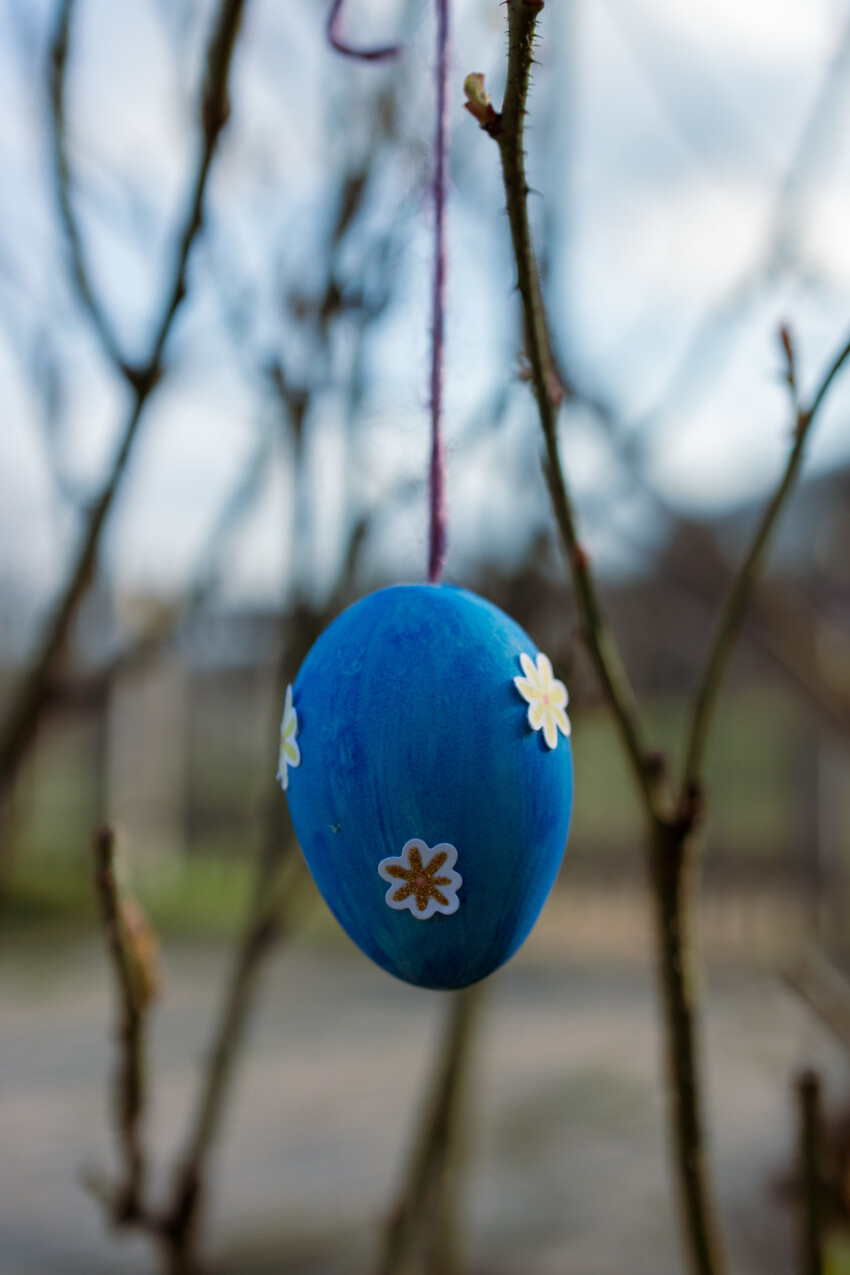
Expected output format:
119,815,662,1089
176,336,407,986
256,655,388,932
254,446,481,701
827,1235,850,1275
6,851,255,938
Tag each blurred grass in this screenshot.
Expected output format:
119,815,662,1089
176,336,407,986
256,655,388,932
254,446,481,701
6,848,345,949
828,1236,850,1274
568,685,803,857
7,850,254,936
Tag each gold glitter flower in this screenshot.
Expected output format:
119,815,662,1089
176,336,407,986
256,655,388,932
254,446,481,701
378,839,462,920
276,684,301,790
513,651,570,749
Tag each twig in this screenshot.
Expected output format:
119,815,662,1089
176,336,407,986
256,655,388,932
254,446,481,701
92,826,154,1224
327,0,401,62
0,0,248,830
48,0,133,376
146,92,412,1267
129,567,368,1271
796,1069,825,1275
680,324,850,803
470,10,850,1273
647,328,850,1275
159,850,300,1269
87,572,329,1272
90,823,296,1275
78,18,409,1273
376,984,483,1275
89,522,367,1272
467,6,723,1272
466,4,661,825
617,3,850,461
649,816,726,1275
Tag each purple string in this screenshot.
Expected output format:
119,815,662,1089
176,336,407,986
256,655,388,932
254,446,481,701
427,0,449,583
326,0,402,62
327,0,450,584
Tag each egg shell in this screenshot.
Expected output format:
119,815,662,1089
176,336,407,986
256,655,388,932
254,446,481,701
285,584,573,989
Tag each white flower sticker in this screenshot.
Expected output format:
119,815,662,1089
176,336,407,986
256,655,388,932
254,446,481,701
378,839,462,920
276,684,301,790
513,651,571,749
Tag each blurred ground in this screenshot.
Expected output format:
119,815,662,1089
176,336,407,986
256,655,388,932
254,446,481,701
2,895,848,1275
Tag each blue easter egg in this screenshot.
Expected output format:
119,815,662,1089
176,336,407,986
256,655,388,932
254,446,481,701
279,584,573,990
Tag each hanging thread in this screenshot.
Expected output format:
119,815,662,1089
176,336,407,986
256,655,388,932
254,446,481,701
427,0,450,582
327,0,451,583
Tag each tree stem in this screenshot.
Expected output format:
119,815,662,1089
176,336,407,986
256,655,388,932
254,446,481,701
377,985,483,1275
92,826,150,1221
490,0,660,823
0,0,248,838
651,820,727,1275
796,1069,825,1275
471,5,727,1271
681,328,850,801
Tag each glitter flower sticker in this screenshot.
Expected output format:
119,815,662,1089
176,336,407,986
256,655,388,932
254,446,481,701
513,651,570,749
378,839,462,920
276,684,301,790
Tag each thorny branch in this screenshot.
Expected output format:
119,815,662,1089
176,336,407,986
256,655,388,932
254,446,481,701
466,28,662,827
466,4,850,1275
467,8,726,1269
0,0,248,833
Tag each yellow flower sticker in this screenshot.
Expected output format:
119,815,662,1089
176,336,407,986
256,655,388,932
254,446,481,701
276,684,301,790
513,652,570,749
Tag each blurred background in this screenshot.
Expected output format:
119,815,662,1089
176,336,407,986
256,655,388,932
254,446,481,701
3,0,850,1271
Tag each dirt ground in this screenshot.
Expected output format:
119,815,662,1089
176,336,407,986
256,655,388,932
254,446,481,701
1,898,846,1275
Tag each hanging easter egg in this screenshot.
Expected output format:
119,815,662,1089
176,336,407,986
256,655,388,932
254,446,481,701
279,584,573,990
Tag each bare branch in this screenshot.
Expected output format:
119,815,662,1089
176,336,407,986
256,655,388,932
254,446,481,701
465,6,661,824
649,817,726,1275
0,0,249,826
91,820,299,1273
92,826,156,1224
795,1068,825,1275
680,324,850,802
160,851,302,1265
469,8,729,1274
48,0,131,376
471,10,850,1274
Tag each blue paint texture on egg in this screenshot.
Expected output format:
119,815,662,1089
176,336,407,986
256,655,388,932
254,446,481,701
284,584,573,990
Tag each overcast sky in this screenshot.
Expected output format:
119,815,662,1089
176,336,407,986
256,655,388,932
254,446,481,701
1,0,850,633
